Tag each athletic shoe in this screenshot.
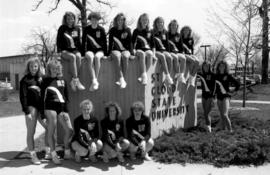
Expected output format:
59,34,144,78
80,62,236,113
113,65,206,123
52,154,61,165
75,78,85,90
89,78,99,91
74,152,81,163
143,153,152,161
206,125,212,133
44,152,52,160
141,73,148,85
70,79,77,92
165,75,173,85
116,77,127,89
30,152,41,165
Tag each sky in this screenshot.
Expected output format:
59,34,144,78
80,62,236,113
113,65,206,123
0,0,219,57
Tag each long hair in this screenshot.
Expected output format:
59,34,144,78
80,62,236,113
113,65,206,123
24,56,42,77
130,101,145,118
104,101,122,120
152,17,165,34
46,59,63,78
201,61,212,74
62,11,76,27
168,19,179,34
180,25,192,39
136,13,150,31
113,13,127,29
216,60,229,75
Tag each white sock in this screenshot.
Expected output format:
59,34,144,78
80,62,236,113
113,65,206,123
51,150,57,157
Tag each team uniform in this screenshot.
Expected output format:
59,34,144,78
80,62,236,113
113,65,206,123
132,28,153,51
168,32,184,54
56,25,82,53
72,114,100,149
71,114,102,162
101,118,125,149
182,37,194,55
126,115,151,146
215,73,240,100
20,74,43,115
108,27,133,54
152,30,170,52
197,72,216,99
82,25,107,55
41,77,69,115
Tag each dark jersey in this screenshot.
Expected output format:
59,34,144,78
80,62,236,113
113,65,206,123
197,73,216,99
56,25,81,53
82,25,107,55
72,114,99,148
132,28,153,51
19,74,43,115
101,117,124,149
152,30,169,52
182,37,194,54
41,76,69,113
215,73,240,99
168,32,184,53
126,115,151,146
108,27,133,54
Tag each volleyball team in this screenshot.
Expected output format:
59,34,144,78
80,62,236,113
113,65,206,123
19,11,239,165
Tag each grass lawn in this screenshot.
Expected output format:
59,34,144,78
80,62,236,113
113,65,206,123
152,84,270,167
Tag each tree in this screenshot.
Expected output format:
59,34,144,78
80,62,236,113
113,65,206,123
33,0,114,29
208,0,261,107
22,27,56,65
259,0,269,84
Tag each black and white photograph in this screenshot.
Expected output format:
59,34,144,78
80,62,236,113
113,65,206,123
0,0,270,174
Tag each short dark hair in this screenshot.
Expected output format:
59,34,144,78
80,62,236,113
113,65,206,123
88,12,101,20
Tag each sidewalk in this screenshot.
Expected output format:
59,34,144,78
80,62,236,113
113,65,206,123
1,115,270,175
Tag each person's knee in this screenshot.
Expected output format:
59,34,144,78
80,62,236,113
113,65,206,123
96,139,103,152
94,52,103,61
111,51,121,59
146,138,154,151
85,52,94,62
121,139,130,151
136,50,145,58
121,51,130,60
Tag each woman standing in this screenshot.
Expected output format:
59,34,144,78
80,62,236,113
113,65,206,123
82,12,107,91
215,61,240,132
56,11,85,92
19,57,49,164
197,61,216,132
41,59,73,164
108,13,133,89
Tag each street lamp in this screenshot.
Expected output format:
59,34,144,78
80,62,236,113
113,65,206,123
200,44,211,61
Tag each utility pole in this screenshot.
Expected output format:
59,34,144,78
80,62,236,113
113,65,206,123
200,45,211,61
